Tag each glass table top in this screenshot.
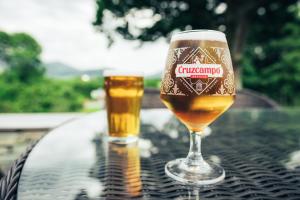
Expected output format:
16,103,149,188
17,109,300,200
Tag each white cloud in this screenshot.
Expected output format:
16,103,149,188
0,0,168,75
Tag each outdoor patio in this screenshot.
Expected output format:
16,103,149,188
1,0,300,199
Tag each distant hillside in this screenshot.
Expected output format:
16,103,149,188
45,62,104,78
1,61,162,79
147,71,163,79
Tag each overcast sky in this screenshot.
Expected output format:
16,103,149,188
0,0,168,75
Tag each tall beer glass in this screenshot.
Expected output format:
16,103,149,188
104,70,144,144
160,30,235,185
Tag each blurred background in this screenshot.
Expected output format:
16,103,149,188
0,0,300,176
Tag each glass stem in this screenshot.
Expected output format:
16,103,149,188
185,131,204,166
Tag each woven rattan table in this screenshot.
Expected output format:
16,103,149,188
15,109,300,200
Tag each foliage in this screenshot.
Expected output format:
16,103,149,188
0,31,104,112
0,31,44,83
144,78,161,88
93,0,296,64
64,77,104,97
243,21,300,105
0,75,100,112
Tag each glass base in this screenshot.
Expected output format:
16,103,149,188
108,135,138,144
165,158,225,185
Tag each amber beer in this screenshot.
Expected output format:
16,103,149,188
160,34,235,133
161,95,234,131
104,71,144,143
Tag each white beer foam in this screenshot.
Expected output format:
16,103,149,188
171,30,226,42
103,69,144,77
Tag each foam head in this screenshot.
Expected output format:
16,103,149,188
171,30,227,42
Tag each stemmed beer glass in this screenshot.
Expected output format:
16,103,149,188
160,30,235,185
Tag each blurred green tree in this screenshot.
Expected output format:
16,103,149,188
0,77,84,112
0,31,101,112
93,0,298,89
0,31,44,83
243,20,300,105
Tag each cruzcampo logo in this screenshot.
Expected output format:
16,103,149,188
175,64,223,78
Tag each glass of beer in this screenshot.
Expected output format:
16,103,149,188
104,70,144,144
160,30,235,185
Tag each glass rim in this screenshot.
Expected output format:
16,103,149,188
171,29,226,42
174,29,225,34
103,69,144,77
